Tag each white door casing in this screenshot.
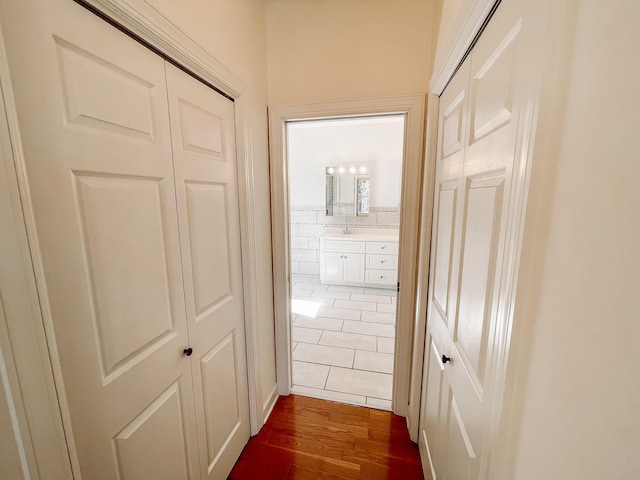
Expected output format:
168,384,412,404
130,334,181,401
419,0,532,477
165,63,250,479
269,96,425,418
0,0,249,478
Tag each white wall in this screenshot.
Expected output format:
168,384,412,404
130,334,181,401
494,1,640,478
266,0,439,105
288,116,405,208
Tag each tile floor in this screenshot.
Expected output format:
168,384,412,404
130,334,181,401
290,274,397,410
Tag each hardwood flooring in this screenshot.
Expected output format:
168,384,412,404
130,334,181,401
228,394,424,479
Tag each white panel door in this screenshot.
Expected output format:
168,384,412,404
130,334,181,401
0,1,199,478
165,64,250,479
419,1,525,478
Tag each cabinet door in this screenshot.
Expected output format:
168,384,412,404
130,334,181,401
343,254,365,283
321,252,343,283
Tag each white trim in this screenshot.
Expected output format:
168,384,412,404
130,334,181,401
81,0,247,96
268,95,425,417
262,383,280,424
0,24,74,478
430,0,499,95
406,93,440,441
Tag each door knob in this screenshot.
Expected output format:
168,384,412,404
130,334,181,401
183,347,193,357
441,354,451,364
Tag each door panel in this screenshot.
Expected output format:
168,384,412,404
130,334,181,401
445,393,476,479
454,175,504,389
74,173,177,380
166,63,250,480
432,183,457,317
421,337,445,479
419,1,525,478
0,0,200,478
199,333,241,465
185,182,232,318
114,381,191,480
56,37,156,140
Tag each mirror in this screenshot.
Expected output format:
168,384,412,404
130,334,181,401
325,167,370,217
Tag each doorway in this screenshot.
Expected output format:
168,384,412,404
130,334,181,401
286,115,405,409
269,95,425,420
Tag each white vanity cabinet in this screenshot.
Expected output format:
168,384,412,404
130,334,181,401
365,241,398,287
319,239,365,284
319,233,398,288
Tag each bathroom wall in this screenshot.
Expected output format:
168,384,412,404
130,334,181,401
288,115,404,210
288,116,404,276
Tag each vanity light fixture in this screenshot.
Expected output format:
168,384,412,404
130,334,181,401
326,166,369,175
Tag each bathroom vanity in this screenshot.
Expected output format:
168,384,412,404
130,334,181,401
319,228,399,288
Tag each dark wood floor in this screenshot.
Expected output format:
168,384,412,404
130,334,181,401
229,394,424,479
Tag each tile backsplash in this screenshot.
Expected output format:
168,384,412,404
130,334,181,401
290,205,400,275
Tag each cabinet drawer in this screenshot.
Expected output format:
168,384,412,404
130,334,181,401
321,239,365,253
365,269,397,286
366,254,397,270
366,241,398,254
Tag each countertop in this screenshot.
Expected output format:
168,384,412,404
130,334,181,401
320,228,399,242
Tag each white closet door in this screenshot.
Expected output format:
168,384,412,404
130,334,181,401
165,64,250,479
419,0,525,478
0,1,199,478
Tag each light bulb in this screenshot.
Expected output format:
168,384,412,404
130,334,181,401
327,167,335,174
360,166,367,173
338,167,345,174
349,166,356,174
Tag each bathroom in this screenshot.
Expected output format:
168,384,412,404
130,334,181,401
287,114,405,409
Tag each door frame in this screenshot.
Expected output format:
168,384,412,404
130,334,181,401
269,95,425,417
0,0,270,476
409,0,501,444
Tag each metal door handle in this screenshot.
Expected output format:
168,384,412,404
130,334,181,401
441,354,451,364
184,347,193,357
